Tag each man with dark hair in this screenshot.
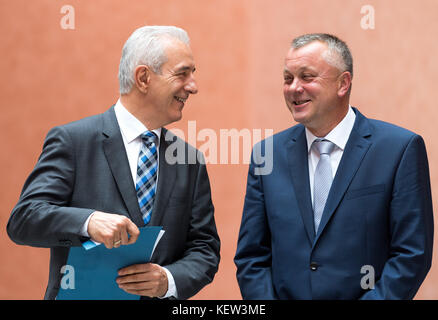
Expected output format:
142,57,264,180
234,33,433,299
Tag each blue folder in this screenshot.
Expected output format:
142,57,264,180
57,226,163,300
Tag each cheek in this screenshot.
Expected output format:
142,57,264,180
301,83,319,96
283,85,293,99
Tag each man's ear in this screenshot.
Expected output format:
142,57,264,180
337,71,352,98
134,65,151,93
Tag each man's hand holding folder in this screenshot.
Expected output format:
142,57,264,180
117,263,169,298
85,212,168,298
87,211,140,249
56,226,165,300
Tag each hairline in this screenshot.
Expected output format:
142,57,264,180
291,34,353,77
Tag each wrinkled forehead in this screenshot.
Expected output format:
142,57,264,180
286,41,327,63
284,41,337,73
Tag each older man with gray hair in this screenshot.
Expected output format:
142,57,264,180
7,25,220,300
235,33,433,299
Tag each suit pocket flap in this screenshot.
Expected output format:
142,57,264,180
346,184,385,200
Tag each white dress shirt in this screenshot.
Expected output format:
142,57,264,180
114,99,161,181
306,106,356,204
82,99,177,299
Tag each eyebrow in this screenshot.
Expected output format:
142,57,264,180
283,66,315,75
175,65,196,73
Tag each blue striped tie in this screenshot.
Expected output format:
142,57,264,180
313,139,335,233
135,131,158,224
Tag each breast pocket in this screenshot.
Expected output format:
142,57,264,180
345,184,385,200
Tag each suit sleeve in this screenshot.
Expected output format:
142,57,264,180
234,144,277,299
164,153,221,300
360,134,434,299
7,126,94,248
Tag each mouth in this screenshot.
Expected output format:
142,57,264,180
174,96,188,104
293,99,311,106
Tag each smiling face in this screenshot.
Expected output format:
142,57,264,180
283,41,350,136
145,38,198,127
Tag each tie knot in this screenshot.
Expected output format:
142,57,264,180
313,139,335,155
141,131,158,146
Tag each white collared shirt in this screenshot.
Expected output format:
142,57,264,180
305,106,356,203
114,99,161,184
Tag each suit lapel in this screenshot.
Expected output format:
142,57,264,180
314,108,372,243
149,128,177,226
287,126,315,245
101,106,145,227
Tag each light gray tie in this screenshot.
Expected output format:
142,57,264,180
313,139,335,233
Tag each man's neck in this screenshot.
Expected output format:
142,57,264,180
307,103,349,137
120,94,161,130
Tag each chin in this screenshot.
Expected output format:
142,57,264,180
289,109,307,124
292,107,314,125
174,110,183,121
165,112,183,126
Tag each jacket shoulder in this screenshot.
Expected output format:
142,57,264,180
44,109,111,144
59,112,105,135
368,118,417,140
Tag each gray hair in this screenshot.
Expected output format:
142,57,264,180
118,26,190,94
291,33,353,78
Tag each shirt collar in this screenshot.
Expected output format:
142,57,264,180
305,105,356,152
114,99,161,144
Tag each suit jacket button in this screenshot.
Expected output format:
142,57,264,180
59,240,72,246
310,262,318,271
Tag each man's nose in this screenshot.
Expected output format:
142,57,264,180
185,76,198,94
287,78,303,94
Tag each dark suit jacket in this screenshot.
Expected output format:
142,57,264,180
7,106,220,300
234,107,433,299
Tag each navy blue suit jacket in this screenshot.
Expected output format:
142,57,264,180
234,108,433,299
